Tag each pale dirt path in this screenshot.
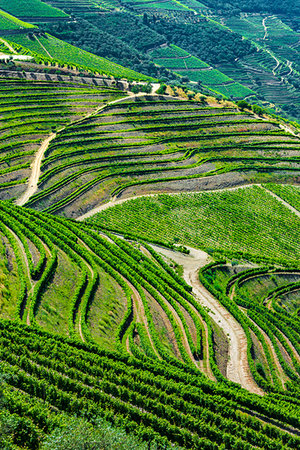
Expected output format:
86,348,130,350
262,17,268,40
15,91,174,207
265,48,280,75
33,35,52,58
151,83,161,94
278,121,298,136
16,133,56,207
149,244,215,380
150,244,264,395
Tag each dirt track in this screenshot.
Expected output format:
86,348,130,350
151,244,264,395
261,185,300,217
15,90,176,207
16,133,56,207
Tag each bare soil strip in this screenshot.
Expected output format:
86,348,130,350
16,133,56,207
150,244,264,395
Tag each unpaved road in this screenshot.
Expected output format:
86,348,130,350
0,38,17,54
150,244,264,395
262,17,268,40
15,91,176,207
16,133,56,207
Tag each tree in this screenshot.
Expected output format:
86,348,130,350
252,104,264,116
236,100,250,110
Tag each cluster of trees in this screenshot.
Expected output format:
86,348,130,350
237,100,265,115
149,18,255,65
40,17,175,81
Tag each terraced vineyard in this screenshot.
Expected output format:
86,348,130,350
0,77,125,201
0,10,35,31
0,68,300,447
1,198,300,448
0,0,68,18
150,45,255,99
20,95,300,217
87,185,300,266
6,33,153,81
87,185,300,392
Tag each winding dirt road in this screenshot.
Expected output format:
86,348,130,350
0,38,17,54
15,90,177,207
150,244,264,395
16,133,57,207
262,17,269,40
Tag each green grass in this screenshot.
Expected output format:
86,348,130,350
0,0,68,17
0,9,35,30
88,185,300,265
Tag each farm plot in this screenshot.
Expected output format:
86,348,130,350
88,185,300,266
0,77,124,200
7,33,153,81
86,183,300,395
23,94,300,217
0,10,35,31
1,199,300,450
0,0,68,18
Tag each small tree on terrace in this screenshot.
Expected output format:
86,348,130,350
236,100,250,110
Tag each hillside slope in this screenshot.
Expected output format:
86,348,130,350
0,1,299,447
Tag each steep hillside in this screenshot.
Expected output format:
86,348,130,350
0,189,300,447
36,0,300,122
0,0,68,18
0,77,126,201
0,10,36,31
20,95,300,218
0,1,299,447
